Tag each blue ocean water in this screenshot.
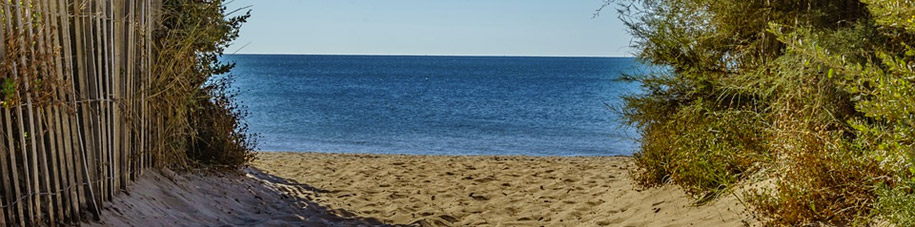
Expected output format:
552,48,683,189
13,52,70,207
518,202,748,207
224,54,642,156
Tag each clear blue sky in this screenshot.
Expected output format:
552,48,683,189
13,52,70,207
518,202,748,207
225,0,632,57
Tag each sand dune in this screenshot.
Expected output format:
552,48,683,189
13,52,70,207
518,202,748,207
254,152,756,226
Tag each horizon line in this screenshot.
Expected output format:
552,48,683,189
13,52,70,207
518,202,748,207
226,52,634,58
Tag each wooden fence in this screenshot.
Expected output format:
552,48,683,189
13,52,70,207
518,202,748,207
0,0,161,225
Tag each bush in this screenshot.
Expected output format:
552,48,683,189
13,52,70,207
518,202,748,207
612,0,915,225
187,74,257,168
152,0,256,169
627,96,767,201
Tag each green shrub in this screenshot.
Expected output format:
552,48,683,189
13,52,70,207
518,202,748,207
877,182,915,226
627,95,766,201
152,0,255,169
612,0,915,225
187,74,258,168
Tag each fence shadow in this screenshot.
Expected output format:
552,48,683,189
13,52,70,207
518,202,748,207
243,168,413,226
85,168,411,227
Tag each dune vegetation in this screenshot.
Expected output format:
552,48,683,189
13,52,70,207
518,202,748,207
612,0,915,225
0,0,254,224
153,0,256,169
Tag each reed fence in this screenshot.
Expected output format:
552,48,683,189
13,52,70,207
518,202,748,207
0,0,162,225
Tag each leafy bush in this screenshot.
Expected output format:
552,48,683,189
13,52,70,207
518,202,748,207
611,0,915,225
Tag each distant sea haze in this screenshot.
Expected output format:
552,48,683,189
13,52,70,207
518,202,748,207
224,54,642,156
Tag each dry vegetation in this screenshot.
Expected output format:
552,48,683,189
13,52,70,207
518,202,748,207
151,0,256,169
612,0,915,225
0,0,253,225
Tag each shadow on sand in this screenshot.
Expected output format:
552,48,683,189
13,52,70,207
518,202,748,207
244,168,414,226
87,168,412,227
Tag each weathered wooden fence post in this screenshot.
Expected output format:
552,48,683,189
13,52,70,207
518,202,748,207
0,0,161,225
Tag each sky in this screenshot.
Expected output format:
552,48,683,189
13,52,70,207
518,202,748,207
224,0,633,57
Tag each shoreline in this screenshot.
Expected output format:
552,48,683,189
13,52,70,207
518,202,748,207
225,53,631,58
254,150,633,158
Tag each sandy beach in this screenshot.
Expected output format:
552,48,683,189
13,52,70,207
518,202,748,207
252,152,754,226
89,168,387,226
86,152,756,226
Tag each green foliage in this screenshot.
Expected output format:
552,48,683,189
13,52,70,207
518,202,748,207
614,0,915,225
153,0,255,168
876,182,915,226
187,74,257,168
625,82,767,201
663,105,766,202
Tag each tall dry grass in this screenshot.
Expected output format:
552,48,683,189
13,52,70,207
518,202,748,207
150,0,254,169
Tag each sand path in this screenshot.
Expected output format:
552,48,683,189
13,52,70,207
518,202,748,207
88,168,390,227
253,152,755,226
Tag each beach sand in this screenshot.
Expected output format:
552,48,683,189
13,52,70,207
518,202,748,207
87,152,755,226
88,168,387,227
252,152,755,226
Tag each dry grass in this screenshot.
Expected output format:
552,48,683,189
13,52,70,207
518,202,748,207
0,0,253,225
149,0,254,169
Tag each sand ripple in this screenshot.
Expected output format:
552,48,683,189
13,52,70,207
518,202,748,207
254,152,753,226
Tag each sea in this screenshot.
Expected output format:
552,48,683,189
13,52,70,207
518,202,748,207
223,54,643,156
